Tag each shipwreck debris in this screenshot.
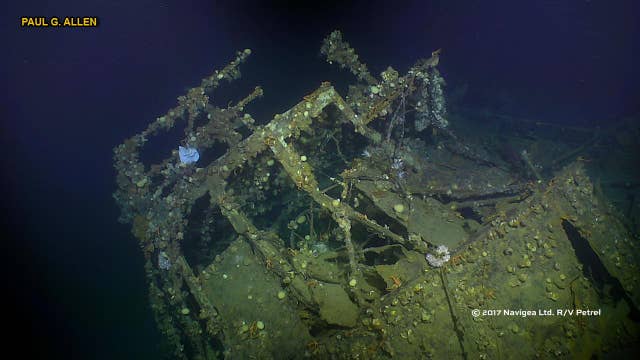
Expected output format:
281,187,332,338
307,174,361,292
114,31,640,359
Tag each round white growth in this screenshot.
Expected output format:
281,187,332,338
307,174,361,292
426,245,451,268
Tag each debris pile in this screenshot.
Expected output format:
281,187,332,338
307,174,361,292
114,31,640,359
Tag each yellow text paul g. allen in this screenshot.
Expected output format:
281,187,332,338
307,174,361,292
21,17,99,27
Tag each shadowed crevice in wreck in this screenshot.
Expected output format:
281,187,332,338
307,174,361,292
562,219,640,321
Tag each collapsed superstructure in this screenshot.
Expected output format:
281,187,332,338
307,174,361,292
114,31,640,359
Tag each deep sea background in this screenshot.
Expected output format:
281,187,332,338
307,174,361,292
2,0,638,358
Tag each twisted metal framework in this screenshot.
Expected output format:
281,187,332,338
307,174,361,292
114,31,640,359
113,31,447,358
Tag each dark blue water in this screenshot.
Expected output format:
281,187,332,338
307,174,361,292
4,0,638,358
